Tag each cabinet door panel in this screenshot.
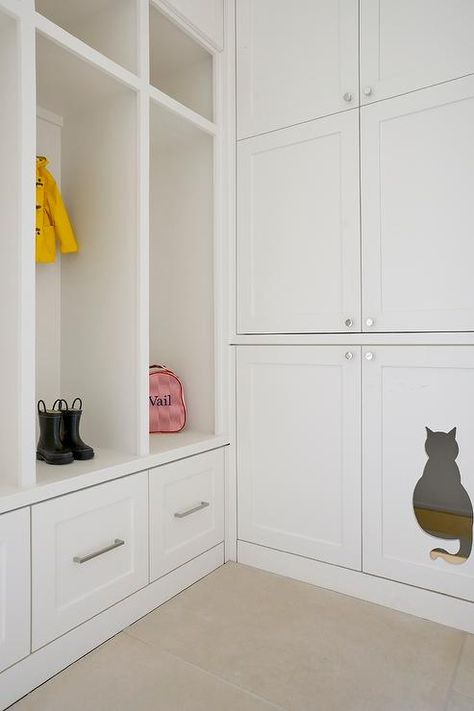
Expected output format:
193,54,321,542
238,112,360,334
149,450,225,580
362,77,474,332
0,509,30,673
32,474,148,649
237,346,361,570
361,0,474,105
363,346,474,601
237,0,359,138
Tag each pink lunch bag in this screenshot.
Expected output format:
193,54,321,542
149,365,187,433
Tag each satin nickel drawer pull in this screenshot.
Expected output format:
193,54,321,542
174,501,210,519
73,538,125,564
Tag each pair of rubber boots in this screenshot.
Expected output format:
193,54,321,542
36,398,94,465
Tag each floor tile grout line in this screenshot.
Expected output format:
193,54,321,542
442,633,468,711
121,631,289,711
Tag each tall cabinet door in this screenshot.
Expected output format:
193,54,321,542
236,0,359,138
363,346,474,601
238,112,360,334
360,0,474,105
237,346,361,570
361,76,474,332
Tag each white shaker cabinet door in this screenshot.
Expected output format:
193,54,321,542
237,0,359,138
160,0,223,49
361,76,474,332
238,112,360,334
360,0,474,105
0,509,30,673
363,347,474,601
237,346,361,570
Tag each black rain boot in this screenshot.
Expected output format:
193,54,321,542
36,400,74,465
61,398,95,461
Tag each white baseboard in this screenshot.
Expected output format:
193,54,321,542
238,541,474,634
0,545,224,710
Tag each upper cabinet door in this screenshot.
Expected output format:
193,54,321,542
360,0,474,105
362,76,474,332
236,0,359,139
238,111,360,334
363,346,474,601
237,346,361,571
160,0,224,49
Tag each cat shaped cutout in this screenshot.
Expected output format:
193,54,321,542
413,428,473,565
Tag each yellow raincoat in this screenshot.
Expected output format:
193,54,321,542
36,156,78,263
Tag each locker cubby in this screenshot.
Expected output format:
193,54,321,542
149,4,213,120
149,100,215,452
35,0,138,73
0,10,22,487
35,33,140,467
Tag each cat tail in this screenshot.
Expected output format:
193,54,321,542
430,534,472,565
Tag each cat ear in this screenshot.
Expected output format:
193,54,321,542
426,427,434,436
448,427,457,438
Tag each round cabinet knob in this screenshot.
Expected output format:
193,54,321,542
345,318,353,328
365,351,374,361
365,317,374,327
364,86,373,97
343,92,353,103
345,351,353,361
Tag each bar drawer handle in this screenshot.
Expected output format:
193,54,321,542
174,501,210,519
73,538,125,564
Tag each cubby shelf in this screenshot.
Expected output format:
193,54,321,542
35,31,140,461
35,0,138,74
0,0,227,502
35,12,140,91
149,85,217,136
149,2,214,121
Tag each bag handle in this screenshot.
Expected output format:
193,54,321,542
150,364,176,376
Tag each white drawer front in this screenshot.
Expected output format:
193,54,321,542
150,449,225,580
32,473,148,650
0,509,30,672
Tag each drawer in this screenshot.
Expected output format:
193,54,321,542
32,473,148,650
0,508,30,672
150,449,225,580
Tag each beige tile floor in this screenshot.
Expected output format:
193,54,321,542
10,563,474,711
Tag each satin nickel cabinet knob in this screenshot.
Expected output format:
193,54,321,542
345,318,353,328
345,352,353,360
365,351,374,361
343,92,353,102
364,86,373,97
365,317,374,327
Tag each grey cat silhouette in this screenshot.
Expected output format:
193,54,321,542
413,427,473,565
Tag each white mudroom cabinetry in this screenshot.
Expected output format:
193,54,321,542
0,0,231,706
235,0,474,633
237,346,361,570
2,0,474,706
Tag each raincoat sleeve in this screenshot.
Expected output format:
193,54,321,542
45,172,79,255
